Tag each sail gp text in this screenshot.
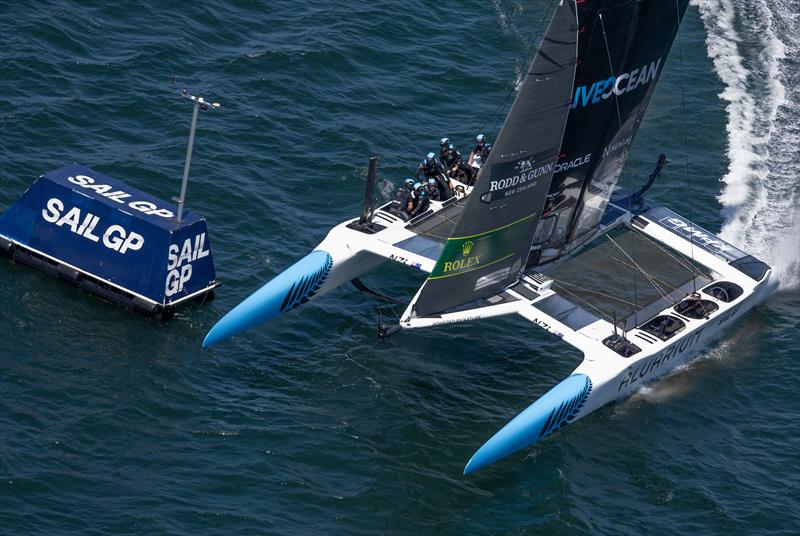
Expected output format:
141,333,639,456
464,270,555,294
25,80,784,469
165,233,210,297
66,174,174,218
42,198,145,254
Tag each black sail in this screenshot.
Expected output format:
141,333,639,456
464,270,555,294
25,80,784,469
532,0,691,259
412,1,578,318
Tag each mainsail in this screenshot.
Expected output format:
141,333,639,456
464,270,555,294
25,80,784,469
532,0,691,259
412,1,578,318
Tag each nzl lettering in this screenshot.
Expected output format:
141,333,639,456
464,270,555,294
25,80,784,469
531,317,551,330
618,328,705,391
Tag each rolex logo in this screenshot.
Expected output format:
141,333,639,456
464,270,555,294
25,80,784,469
462,240,474,256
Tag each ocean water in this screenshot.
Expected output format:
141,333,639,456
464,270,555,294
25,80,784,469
1,1,798,534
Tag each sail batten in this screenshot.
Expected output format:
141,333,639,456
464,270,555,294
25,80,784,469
411,1,579,318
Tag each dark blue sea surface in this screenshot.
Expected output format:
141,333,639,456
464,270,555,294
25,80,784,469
1,1,798,534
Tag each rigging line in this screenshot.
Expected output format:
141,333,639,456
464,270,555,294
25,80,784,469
602,253,681,296
552,283,619,322
635,228,706,277
416,231,449,242
605,251,696,293
626,220,640,326
484,1,556,137
642,233,711,283
609,235,672,305
598,13,624,129
601,252,709,305
636,227,640,326
412,210,463,240
606,258,668,301
675,0,697,293
631,226,639,327
550,279,641,309
607,234,676,305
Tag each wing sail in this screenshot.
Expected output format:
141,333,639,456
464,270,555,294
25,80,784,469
532,0,691,259
411,1,579,318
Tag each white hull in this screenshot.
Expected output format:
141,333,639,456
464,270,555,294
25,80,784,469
204,189,774,473
576,272,771,417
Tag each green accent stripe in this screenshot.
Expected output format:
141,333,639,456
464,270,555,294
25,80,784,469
427,252,516,280
447,213,536,241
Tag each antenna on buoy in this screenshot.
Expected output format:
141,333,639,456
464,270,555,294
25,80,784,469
176,89,220,223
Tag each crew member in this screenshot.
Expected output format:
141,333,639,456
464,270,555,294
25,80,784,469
416,152,453,200
425,178,441,201
390,178,416,220
441,143,462,174
438,137,451,163
468,134,487,168
409,182,430,217
415,152,445,181
442,142,475,184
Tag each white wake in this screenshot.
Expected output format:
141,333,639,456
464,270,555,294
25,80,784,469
693,0,800,290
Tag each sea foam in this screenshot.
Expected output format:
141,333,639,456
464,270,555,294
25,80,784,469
693,0,799,289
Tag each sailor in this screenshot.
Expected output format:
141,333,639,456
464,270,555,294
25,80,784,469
415,152,445,181
438,137,451,163
442,142,475,184
425,177,441,201
441,143,462,172
390,178,416,219
468,134,487,168
409,182,430,217
416,152,453,200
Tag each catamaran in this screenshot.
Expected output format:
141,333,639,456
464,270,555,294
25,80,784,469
203,0,776,474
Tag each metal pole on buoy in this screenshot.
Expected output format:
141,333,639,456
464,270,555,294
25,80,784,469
176,89,220,223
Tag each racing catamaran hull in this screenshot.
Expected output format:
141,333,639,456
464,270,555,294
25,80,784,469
203,0,776,474
205,191,774,472
464,261,773,474
202,212,434,347
202,243,385,348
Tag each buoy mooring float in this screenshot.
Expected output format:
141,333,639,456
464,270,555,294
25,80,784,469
0,90,221,317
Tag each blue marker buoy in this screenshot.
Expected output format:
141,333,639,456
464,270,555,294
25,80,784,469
0,164,219,316
0,90,222,317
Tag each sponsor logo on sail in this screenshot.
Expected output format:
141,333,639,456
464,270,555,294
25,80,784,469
442,255,481,273
462,240,474,256
489,159,553,193
571,58,663,109
603,136,632,158
482,157,554,203
554,153,591,174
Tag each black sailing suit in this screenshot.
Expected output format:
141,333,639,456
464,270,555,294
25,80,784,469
410,188,430,217
390,186,414,220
